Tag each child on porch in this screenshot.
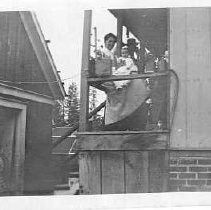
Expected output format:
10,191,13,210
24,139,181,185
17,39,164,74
113,46,138,89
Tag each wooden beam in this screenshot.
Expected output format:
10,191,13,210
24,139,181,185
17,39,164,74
79,10,92,132
77,130,169,135
76,133,169,151
88,72,168,83
116,15,123,57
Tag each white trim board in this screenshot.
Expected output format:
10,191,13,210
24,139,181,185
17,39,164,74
0,82,55,105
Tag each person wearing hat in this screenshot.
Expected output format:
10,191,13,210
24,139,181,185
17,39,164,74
127,38,139,60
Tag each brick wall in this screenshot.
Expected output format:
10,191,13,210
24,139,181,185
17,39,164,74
169,152,211,192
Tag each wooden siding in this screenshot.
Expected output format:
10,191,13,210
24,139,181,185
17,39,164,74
24,101,54,194
76,132,169,150
0,98,27,194
170,8,211,148
0,12,53,97
79,150,168,194
77,131,169,194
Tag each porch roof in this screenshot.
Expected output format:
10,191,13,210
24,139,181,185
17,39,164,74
109,8,168,56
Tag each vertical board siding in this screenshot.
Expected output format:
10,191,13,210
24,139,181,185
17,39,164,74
170,8,188,147
101,151,125,194
0,108,17,192
0,12,52,96
149,151,168,192
15,16,25,85
0,13,9,80
186,8,211,147
170,8,211,148
24,102,53,193
6,12,19,82
79,151,101,194
80,150,169,194
125,151,149,193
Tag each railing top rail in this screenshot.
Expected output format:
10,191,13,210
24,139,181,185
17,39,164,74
88,71,169,83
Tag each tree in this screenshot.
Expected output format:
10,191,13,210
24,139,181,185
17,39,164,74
66,82,80,127
52,100,67,127
89,87,104,130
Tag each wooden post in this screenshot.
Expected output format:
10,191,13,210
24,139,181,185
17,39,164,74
79,10,92,132
116,15,123,57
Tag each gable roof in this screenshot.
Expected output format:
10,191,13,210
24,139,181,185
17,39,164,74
19,11,66,99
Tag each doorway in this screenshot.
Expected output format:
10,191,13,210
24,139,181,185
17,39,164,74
0,98,26,195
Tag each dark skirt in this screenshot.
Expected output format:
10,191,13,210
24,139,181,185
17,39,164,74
103,102,149,131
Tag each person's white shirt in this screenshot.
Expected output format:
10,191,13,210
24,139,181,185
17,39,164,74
100,46,116,60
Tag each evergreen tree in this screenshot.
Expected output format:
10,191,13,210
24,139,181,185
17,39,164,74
89,87,104,130
52,100,67,127
89,86,97,112
66,82,80,127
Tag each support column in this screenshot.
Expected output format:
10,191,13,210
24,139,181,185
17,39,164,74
79,10,92,132
116,16,123,57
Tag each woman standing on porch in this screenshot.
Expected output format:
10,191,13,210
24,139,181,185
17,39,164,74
99,33,150,131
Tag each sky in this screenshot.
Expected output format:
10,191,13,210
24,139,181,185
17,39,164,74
0,0,118,91
0,0,211,92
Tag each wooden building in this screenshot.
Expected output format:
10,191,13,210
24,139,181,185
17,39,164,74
75,7,211,194
0,11,65,195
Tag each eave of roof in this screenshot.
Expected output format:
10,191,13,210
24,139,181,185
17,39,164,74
19,11,66,100
0,82,55,105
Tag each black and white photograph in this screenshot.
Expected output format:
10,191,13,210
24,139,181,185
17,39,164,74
1,0,211,209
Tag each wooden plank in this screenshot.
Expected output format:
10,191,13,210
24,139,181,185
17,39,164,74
166,9,171,131
170,150,211,157
170,8,211,148
0,108,16,192
76,133,169,151
23,21,33,86
0,13,9,80
101,151,124,194
79,151,101,194
125,151,149,193
185,8,211,147
52,127,74,136
77,130,169,135
88,72,168,82
79,10,92,132
15,14,25,86
149,150,168,192
52,137,75,154
24,102,54,194
169,8,188,148
6,12,19,82
116,15,123,57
